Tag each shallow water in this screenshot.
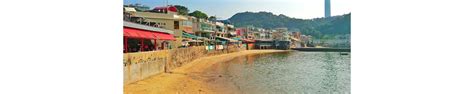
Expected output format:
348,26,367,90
201,51,351,94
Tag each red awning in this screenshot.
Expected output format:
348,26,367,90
124,27,157,39
154,32,176,40
124,27,176,40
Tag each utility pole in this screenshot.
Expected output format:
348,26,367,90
162,0,169,6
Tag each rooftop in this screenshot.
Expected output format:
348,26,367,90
133,12,187,20
124,21,174,34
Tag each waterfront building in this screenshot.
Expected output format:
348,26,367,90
255,39,273,49
194,19,216,43
289,37,302,48
249,28,273,49
214,22,226,37
225,24,236,38
272,28,291,49
229,28,238,38
240,27,257,40
289,31,303,48
181,16,194,34
128,6,189,49
272,28,290,41
291,32,301,39
236,27,256,50
123,21,176,53
181,16,207,47
255,28,272,40
300,35,309,47
123,6,241,50
225,25,244,48
213,22,238,47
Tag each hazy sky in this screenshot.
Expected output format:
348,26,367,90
124,0,351,19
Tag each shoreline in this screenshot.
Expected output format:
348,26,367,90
124,50,291,94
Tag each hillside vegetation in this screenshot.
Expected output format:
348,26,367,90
228,12,350,39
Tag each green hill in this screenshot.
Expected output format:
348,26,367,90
228,12,350,39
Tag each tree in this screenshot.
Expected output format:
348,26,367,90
173,5,189,15
189,10,208,19
208,16,217,21
125,4,150,12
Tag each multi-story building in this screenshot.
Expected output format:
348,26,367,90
214,22,226,37
299,35,315,47
254,28,272,40
225,24,235,38
272,28,291,49
272,28,290,41
291,32,301,39
194,19,215,41
128,6,189,48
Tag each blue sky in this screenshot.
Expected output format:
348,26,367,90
123,0,351,19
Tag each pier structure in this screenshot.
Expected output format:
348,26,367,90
291,47,350,52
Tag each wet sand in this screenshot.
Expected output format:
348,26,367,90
124,50,291,94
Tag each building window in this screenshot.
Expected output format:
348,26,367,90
174,21,179,29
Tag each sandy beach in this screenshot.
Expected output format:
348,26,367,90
124,50,291,94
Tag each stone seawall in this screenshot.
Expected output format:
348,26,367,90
124,45,245,85
124,50,290,94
